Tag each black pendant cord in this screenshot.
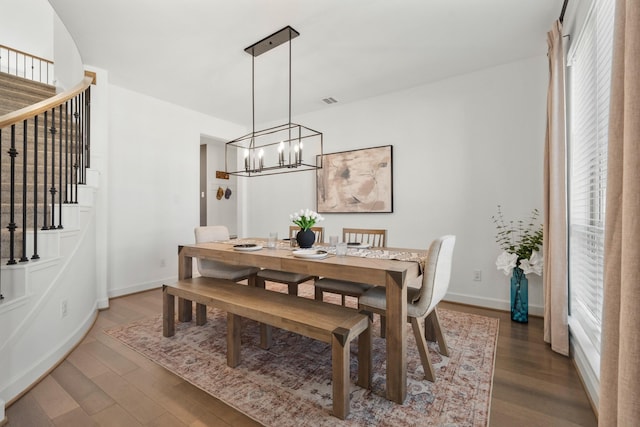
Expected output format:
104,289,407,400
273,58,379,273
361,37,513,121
559,0,569,23
288,28,292,161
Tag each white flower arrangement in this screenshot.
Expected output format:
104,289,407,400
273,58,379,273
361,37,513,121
492,205,544,277
289,209,324,231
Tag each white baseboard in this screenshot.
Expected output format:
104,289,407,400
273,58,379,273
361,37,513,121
445,291,544,317
108,276,178,299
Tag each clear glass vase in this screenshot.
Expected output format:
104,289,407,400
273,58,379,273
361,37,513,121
510,267,528,323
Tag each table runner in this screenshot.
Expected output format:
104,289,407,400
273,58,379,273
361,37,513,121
222,238,427,274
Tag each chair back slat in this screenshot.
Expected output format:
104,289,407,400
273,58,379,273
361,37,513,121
289,226,324,243
342,228,386,247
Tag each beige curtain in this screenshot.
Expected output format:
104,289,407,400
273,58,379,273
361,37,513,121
543,20,569,356
599,0,640,425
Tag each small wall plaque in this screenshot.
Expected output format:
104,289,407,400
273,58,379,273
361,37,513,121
216,171,230,180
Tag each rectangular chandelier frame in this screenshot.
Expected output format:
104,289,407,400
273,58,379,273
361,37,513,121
225,25,323,177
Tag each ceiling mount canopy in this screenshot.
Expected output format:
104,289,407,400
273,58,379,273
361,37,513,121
225,26,323,177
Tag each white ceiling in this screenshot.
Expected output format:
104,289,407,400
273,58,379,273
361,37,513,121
49,0,561,126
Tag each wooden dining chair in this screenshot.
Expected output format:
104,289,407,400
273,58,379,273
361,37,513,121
343,228,386,247
314,228,387,305
194,226,259,284
359,235,456,381
257,227,325,296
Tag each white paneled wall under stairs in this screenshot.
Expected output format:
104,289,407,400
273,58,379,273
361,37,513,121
0,168,100,416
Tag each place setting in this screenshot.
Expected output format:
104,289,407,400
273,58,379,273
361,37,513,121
291,248,329,259
232,243,263,251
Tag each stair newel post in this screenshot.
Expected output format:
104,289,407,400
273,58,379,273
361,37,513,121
49,107,56,230
42,110,49,230
7,124,18,265
57,104,63,229
32,115,39,260
19,120,29,262
64,100,69,204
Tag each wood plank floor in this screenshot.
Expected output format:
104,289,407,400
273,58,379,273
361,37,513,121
5,285,597,426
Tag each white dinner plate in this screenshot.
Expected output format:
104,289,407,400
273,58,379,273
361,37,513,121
233,244,263,252
347,242,371,249
292,249,329,259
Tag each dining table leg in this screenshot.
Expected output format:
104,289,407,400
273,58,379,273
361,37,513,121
385,271,407,404
177,246,193,322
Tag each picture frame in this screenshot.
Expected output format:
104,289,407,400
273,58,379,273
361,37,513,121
316,145,393,213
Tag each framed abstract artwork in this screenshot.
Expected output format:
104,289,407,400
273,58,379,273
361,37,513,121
316,145,393,213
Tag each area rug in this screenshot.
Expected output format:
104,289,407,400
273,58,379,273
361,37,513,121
105,286,498,426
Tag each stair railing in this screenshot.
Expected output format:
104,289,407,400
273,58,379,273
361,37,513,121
0,75,92,269
0,45,55,85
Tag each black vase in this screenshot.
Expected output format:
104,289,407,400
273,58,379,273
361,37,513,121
296,229,315,248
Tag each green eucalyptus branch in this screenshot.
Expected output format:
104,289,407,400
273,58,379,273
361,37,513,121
492,205,543,262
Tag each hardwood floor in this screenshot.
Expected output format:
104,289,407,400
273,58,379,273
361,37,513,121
5,286,597,426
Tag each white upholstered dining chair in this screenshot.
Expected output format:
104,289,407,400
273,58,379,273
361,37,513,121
256,227,324,295
314,228,386,305
194,226,260,283
358,235,456,382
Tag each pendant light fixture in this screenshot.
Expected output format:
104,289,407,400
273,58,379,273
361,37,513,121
225,26,323,177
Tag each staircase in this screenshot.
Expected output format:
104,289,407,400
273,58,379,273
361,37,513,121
0,72,82,262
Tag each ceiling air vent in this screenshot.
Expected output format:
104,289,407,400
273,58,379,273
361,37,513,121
322,97,338,104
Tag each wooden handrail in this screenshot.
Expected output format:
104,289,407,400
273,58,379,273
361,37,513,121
0,44,54,65
0,75,93,128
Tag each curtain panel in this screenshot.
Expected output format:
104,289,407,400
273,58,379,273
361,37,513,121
599,0,640,425
543,19,569,356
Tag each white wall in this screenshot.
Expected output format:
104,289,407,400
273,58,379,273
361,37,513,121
242,56,548,313
0,0,53,60
53,13,83,90
106,86,245,297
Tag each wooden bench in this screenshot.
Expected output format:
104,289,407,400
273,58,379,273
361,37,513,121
162,277,372,419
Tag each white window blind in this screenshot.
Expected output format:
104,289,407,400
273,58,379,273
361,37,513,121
567,0,615,369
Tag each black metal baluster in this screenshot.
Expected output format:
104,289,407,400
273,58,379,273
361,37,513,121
42,111,49,230
74,93,80,192
85,88,91,170
7,125,17,265
71,95,80,203
0,129,2,299
32,115,39,260
19,120,28,262
64,100,69,204
49,108,56,229
57,104,63,229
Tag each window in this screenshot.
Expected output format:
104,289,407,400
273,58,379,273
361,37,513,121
567,0,615,375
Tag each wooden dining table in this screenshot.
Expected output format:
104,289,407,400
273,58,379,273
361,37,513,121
176,240,425,404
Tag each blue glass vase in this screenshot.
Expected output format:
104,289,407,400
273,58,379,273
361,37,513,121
510,267,528,323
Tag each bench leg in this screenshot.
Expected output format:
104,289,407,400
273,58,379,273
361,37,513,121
196,303,207,326
357,319,372,389
178,297,192,322
227,313,242,368
252,275,272,348
260,324,273,349
331,329,351,420
162,286,175,337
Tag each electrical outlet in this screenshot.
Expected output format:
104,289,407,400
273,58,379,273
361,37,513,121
473,270,482,281
60,299,68,318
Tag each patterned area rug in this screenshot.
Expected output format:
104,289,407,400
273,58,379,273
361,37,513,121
105,285,498,426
